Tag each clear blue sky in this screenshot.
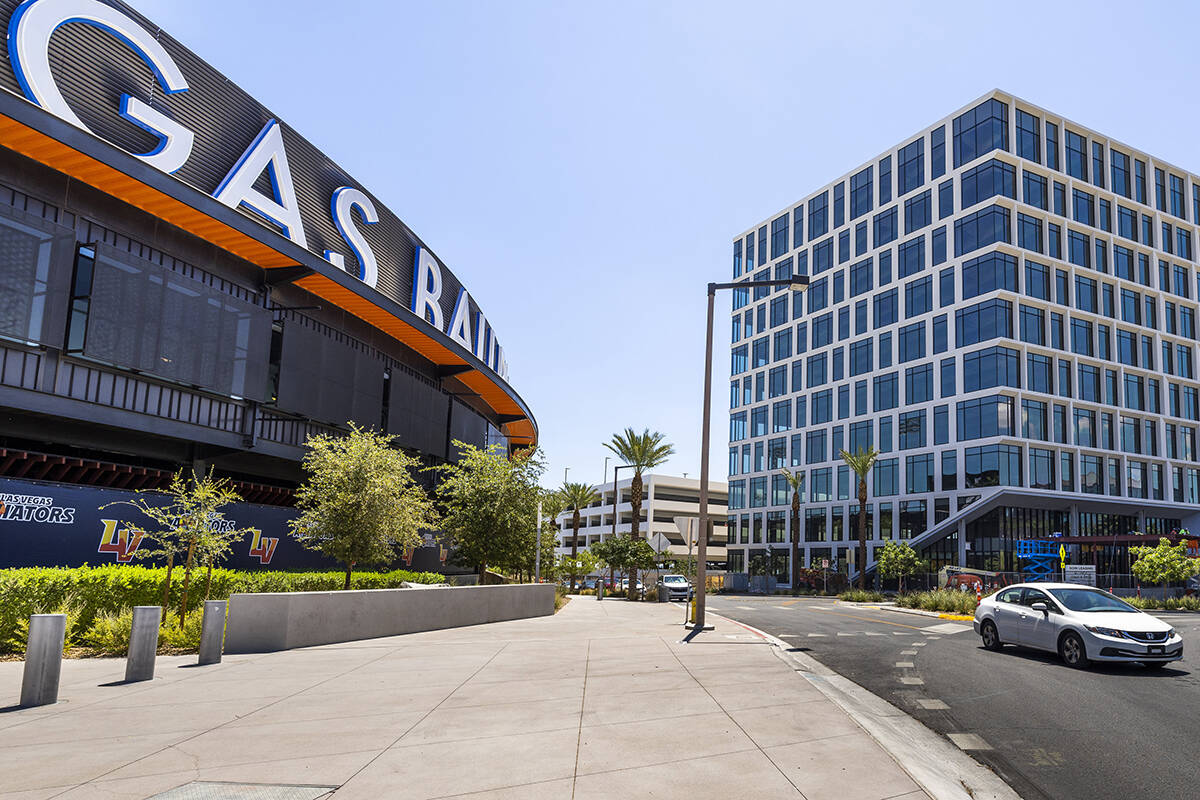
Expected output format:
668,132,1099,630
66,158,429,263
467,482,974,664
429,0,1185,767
140,0,1200,488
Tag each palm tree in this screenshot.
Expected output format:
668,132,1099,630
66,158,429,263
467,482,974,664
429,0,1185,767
604,427,675,599
560,480,600,592
779,468,805,590
840,446,878,590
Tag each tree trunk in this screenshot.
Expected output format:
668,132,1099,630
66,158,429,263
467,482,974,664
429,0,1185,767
857,477,868,590
344,562,354,590
204,558,214,603
570,510,581,593
791,491,800,591
179,540,195,626
160,551,174,624
629,472,642,599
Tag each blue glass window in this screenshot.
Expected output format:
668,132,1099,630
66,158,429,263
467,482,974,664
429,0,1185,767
879,249,892,285
874,372,899,411
961,159,1016,209
850,258,873,297
932,226,947,266
1072,189,1095,226
933,314,947,353
850,339,872,377
770,214,789,259
961,252,1018,300
1023,170,1047,210
940,357,955,398
1016,109,1040,162
1111,150,1130,198
1024,260,1049,300
963,345,1020,392
834,182,845,228
1045,122,1059,171
954,205,1010,256
898,236,926,278
874,288,898,328
898,321,925,362
899,410,926,450
850,167,873,220
955,299,1013,346
838,230,850,263
879,156,892,205
1019,304,1044,345
812,312,832,347
809,192,828,239
906,364,933,404
905,275,933,318
813,239,833,273
1065,129,1088,181
939,267,955,307
855,221,868,255
873,206,897,247
792,205,804,248
905,189,932,233
956,396,1016,441
931,126,946,179
1018,213,1043,253
899,138,924,195
1068,230,1090,268
953,98,1008,168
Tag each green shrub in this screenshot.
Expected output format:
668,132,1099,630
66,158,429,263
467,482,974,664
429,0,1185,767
838,589,885,603
1166,596,1200,611
0,565,444,654
79,610,134,656
159,612,206,651
895,589,977,614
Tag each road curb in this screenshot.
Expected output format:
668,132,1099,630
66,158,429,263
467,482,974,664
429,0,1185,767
715,612,1023,800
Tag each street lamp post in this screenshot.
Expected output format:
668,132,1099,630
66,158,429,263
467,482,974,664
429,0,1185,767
695,273,809,630
604,463,638,599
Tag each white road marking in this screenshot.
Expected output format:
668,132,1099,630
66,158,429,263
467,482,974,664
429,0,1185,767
895,661,915,668
923,623,968,634
837,632,859,637
808,605,834,609
775,605,792,610
911,642,927,647
736,606,755,610
900,650,917,655
917,699,949,710
807,633,828,637
864,632,886,636
893,631,908,636
947,733,992,751
899,677,925,685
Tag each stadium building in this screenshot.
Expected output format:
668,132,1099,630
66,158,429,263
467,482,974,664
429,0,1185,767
728,89,1200,583
0,0,535,570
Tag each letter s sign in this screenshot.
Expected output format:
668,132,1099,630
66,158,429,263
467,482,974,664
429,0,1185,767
8,0,195,173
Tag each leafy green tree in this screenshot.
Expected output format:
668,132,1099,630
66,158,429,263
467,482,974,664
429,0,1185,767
560,481,600,591
1131,537,1200,599
779,468,805,587
289,424,439,590
435,441,545,578
533,488,567,582
557,549,599,589
598,535,658,597
103,468,253,624
876,540,923,593
590,536,618,596
840,446,878,590
603,427,675,598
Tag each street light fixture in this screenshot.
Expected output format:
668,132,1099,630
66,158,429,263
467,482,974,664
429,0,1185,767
695,273,809,630
602,463,639,600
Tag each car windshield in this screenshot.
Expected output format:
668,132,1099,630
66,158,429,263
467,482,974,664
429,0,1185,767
1047,588,1138,613
663,576,686,584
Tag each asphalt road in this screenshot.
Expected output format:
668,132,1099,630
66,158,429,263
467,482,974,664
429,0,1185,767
705,594,1200,800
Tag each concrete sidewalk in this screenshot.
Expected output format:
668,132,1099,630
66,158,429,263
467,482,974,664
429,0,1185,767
0,598,932,800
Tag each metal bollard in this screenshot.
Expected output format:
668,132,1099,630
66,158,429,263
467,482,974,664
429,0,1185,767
198,600,226,666
20,614,66,707
125,606,160,682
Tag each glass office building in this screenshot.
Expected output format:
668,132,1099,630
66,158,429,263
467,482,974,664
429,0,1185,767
727,90,1200,581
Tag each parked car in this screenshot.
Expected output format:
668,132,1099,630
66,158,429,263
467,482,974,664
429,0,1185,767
656,574,693,601
973,582,1183,669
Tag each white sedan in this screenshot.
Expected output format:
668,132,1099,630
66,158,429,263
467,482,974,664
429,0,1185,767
973,582,1183,669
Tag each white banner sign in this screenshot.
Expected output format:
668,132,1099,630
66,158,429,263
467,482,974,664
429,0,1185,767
1063,564,1096,586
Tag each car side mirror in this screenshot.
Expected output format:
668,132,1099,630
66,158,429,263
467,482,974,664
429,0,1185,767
1031,602,1048,613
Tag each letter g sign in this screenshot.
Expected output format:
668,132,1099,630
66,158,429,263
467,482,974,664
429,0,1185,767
8,0,194,173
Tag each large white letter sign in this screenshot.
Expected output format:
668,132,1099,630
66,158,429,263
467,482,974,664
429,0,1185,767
328,187,379,288
8,0,194,172
213,120,307,248
411,247,444,330
446,288,473,350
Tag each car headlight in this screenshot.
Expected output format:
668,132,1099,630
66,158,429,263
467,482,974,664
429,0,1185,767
1084,625,1125,638
1168,628,1177,638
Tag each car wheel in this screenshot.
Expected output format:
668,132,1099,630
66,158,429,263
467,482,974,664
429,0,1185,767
1142,661,1169,670
980,620,1003,651
1059,632,1090,669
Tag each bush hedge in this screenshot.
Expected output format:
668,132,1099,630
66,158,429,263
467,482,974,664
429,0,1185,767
894,589,978,615
0,565,444,654
838,589,886,603
1122,594,1200,611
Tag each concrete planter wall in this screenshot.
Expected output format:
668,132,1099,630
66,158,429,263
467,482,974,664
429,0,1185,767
224,583,556,653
